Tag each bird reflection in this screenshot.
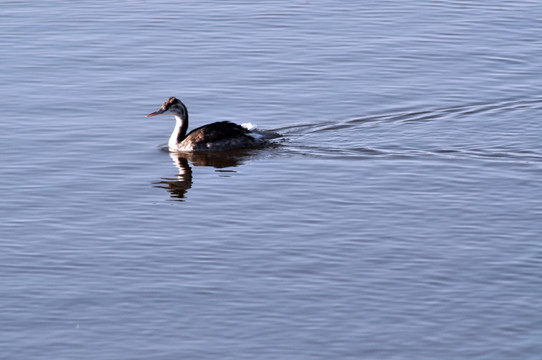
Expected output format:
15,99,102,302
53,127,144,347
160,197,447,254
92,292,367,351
153,149,258,201
152,154,193,201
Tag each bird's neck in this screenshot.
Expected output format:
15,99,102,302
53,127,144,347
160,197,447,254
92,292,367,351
169,113,189,149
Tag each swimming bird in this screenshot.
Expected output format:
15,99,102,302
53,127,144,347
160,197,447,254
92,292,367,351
147,97,262,151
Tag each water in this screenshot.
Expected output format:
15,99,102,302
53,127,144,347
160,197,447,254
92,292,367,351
2,1,542,359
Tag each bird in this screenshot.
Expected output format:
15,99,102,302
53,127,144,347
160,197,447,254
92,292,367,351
146,97,263,151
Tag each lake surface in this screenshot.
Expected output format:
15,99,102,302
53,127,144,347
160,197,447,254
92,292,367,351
2,1,542,359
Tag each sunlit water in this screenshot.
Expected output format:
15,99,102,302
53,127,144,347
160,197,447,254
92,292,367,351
2,1,542,359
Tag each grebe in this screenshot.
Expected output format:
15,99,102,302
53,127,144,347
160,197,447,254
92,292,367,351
146,97,262,151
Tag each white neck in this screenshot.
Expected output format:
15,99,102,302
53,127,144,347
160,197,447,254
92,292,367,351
168,114,184,150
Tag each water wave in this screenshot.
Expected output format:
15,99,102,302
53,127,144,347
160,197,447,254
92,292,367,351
277,96,542,164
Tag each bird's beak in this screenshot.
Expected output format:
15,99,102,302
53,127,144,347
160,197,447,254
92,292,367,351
146,109,165,117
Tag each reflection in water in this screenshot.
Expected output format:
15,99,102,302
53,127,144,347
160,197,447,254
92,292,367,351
152,155,193,201
153,149,260,200
179,148,259,168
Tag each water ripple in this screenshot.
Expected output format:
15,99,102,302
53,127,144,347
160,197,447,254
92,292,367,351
280,96,542,165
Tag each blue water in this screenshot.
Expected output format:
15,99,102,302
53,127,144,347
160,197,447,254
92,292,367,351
2,1,542,359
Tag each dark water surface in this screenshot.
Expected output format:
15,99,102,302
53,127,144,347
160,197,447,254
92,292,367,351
2,1,542,359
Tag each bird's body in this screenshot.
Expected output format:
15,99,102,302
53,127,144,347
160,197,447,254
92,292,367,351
147,97,262,151
170,120,259,151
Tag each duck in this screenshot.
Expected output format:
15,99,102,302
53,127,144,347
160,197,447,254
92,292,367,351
147,97,263,151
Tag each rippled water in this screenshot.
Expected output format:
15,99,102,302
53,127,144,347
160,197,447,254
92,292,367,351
2,1,542,359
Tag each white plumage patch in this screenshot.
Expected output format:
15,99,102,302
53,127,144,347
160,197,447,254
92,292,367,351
241,122,257,130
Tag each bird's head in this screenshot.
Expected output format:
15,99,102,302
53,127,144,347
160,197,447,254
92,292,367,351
146,97,187,118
